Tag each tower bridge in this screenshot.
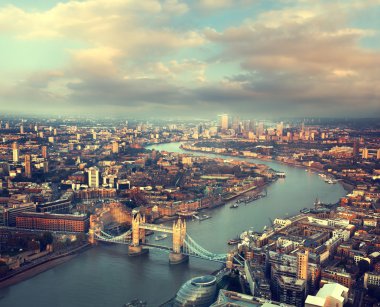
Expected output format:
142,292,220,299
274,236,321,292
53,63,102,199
90,213,239,265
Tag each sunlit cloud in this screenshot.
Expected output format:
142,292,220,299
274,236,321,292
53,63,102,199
0,0,379,118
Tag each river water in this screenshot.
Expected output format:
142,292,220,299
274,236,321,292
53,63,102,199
0,142,347,307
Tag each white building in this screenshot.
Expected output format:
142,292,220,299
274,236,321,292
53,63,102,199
12,142,19,163
87,166,100,188
332,229,351,241
305,283,348,307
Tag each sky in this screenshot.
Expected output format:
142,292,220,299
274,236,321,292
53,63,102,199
0,0,379,118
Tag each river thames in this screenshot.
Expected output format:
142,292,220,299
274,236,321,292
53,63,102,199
0,142,347,307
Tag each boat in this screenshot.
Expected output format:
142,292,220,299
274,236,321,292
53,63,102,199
227,237,240,245
199,214,211,221
124,299,147,307
154,234,168,241
230,204,239,209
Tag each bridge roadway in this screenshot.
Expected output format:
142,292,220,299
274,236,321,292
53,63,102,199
139,223,173,233
94,229,229,264
142,243,172,251
140,243,227,263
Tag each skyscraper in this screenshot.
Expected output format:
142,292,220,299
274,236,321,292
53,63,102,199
43,161,49,173
353,139,359,158
232,116,240,132
297,250,309,281
12,142,19,163
42,146,48,159
112,141,119,154
24,154,32,178
276,122,284,137
88,167,100,188
362,148,369,159
218,114,229,130
20,125,24,134
257,122,265,136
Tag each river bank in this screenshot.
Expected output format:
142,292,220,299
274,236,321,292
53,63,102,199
0,244,91,289
0,142,348,307
179,145,354,194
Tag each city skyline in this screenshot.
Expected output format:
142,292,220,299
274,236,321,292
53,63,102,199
0,114,379,306
0,0,379,118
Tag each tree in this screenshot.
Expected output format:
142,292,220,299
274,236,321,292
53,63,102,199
40,232,54,250
0,261,8,277
358,259,370,274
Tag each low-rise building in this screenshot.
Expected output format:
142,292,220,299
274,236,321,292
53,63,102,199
305,283,348,307
364,272,380,289
16,212,89,232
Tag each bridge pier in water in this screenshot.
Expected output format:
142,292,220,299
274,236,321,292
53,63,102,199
129,212,188,263
169,218,188,264
128,212,149,256
92,212,227,264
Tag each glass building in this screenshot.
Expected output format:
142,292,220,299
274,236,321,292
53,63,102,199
174,275,218,306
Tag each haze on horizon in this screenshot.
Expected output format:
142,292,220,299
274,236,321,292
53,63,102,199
0,0,379,118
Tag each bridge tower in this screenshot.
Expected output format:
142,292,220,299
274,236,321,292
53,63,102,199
88,228,96,244
88,214,97,244
129,212,148,256
131,212,140,246
169,218,189,264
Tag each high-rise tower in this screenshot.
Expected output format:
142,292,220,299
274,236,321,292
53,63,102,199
12,142,19,163
297,250,309,280
218,114,229,130
87,167,100,188
24,154,32,178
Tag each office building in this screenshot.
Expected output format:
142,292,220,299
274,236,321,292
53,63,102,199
297,250,309,280
12,142,19,163
174,275,217,307
112,141,119,154
219,114,229,130
364,272,380,289
42,146,48,159
43,161,49,173
362,148,369,159
36,198,71,214
2,203,36,226
352,139,359,158
24,154,32,178
88,166,100,188
305,283,348,307
276,276,306,307
16,212,89,233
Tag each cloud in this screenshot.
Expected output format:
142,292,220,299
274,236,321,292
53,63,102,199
195,0,254,11
0,0,379,118
202,3,380,116
0,0,201,57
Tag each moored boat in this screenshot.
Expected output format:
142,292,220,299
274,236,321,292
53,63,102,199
227,238,240,245
154,234,168,241
199,214,211,221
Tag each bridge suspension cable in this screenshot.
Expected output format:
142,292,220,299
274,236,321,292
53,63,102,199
94,229,132,244
183,234,227,262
